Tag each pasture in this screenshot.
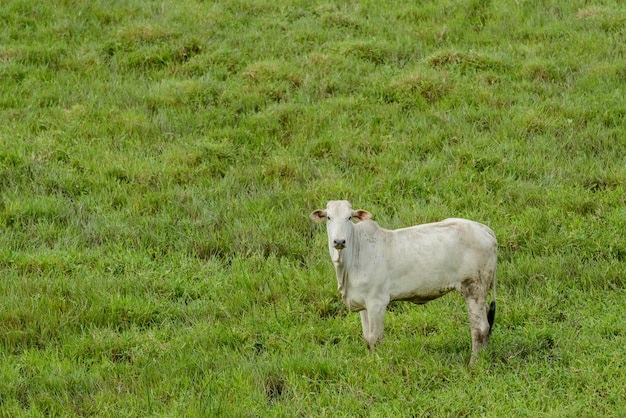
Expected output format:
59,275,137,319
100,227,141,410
1,0,625,415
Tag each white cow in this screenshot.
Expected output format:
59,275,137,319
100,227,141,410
310,200,497,364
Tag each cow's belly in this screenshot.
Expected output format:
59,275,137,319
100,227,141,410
388,274,459,304
391,288,453,304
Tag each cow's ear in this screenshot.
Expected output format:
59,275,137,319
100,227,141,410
310,210,327,223
352,210,372,222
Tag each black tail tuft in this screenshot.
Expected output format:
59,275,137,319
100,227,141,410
487,301,496,334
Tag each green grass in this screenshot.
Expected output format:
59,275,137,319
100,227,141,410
1,0,625,415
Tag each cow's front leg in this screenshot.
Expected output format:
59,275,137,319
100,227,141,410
359,310,370,347
364,302,387,351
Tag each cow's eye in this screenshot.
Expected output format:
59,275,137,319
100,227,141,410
348,216,352,220
327,216,331,221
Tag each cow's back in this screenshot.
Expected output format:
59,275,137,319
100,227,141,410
383,218,497,302
432,218,497,267
439,218,497,249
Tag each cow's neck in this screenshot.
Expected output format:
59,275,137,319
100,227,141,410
332,228,363,302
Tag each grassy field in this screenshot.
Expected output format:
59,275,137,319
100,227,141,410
1,0,625,415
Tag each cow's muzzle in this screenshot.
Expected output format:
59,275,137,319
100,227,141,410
333,239,346,250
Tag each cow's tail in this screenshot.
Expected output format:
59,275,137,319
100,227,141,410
487,268,496,334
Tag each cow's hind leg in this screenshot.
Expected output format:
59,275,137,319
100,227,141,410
465,297,491,365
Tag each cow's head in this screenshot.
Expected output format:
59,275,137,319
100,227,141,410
310,201,372,254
